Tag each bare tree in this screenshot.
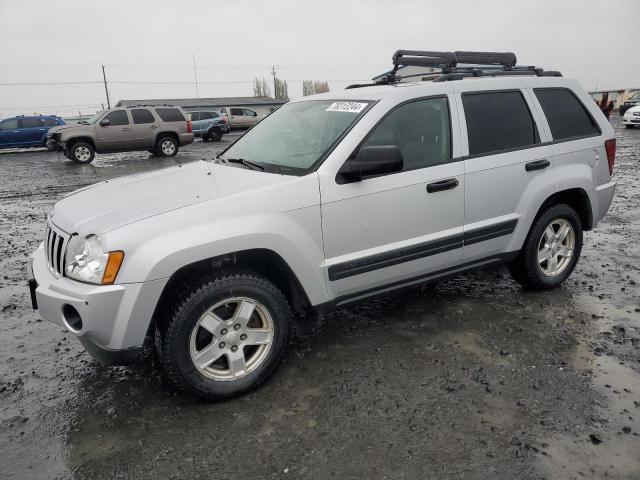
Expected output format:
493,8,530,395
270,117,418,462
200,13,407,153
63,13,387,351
253,77,271,98
274,77,289,101
302,80,330,96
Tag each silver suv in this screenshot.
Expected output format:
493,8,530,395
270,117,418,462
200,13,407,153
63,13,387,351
47,105,194,164
29,51,616,400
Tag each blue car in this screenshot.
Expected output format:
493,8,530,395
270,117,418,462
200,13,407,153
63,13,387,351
186,110,229,142
0,115,66,149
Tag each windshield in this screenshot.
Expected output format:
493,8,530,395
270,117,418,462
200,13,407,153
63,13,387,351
81,110,106,125
220,100,371,174
631,92,640,101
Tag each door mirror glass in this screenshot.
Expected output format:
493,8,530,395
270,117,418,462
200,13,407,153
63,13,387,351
339,146,403,183
99,118,110,127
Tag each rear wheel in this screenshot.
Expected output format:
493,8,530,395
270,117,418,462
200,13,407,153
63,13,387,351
69,142,95,164
625,124,635,129
509,203,583,290
156,272,292,400
156,136,178,157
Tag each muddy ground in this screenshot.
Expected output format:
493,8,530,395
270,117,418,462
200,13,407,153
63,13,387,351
0,119,638,480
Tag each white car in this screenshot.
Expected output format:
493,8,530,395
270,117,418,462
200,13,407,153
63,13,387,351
622,104,640,129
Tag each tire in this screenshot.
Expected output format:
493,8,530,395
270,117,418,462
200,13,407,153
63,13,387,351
156,136,179,157
209,129,223,142
509,203,583,290
156,271,292,400
625,124,634,129
69,141,95,164
147,149,156,155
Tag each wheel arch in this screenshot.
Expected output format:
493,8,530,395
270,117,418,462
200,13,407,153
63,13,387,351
66,136,96,151
155,131,179,144
537,187,593,231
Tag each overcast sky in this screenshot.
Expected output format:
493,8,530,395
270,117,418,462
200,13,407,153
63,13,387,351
0,0,637,118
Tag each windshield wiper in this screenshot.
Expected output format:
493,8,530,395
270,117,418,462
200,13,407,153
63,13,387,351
224,157,264,171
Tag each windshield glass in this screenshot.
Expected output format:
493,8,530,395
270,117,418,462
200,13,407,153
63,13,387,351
631,92,640,101
82,110,106,124
220,100,371,174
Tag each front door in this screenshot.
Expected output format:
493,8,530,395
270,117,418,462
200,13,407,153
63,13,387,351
96,109,133,150
319,96,465,302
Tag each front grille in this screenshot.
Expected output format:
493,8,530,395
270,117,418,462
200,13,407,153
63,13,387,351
44,222,69,276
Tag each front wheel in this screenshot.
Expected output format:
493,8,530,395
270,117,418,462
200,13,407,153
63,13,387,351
509,204,583,290
156,136,179,157
156,272,292,400
208,128,223,142
625,124,635,129
69,142,95,164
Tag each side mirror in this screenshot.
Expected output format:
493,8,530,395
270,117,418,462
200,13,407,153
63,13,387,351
99,119,110,127
339,145,403,183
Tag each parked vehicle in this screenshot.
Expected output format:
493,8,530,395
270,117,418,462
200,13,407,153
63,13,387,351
622,105,640,129
46,106,194,164
0,115,65,149
29,50,616,400
619,91,640,116
186,110,229,141
218,107,264,129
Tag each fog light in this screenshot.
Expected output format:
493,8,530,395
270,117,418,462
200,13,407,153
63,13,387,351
62,304,83,332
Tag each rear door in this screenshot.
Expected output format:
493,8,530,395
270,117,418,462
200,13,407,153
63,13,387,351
130,108,158,147
455,82,554,262
97,109,133,150
19,117,46,145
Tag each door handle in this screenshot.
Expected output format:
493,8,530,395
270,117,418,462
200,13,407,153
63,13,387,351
122,127,131,131
151,125,159,129
525,159,550,171
427,178,459,193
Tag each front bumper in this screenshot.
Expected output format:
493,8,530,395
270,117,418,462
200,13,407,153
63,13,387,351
29,244,164,365
622,115,640,125
46,137,64,151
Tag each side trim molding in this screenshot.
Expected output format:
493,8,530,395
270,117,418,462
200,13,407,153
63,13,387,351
327,218,518,281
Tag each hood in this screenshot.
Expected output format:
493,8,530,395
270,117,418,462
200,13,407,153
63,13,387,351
48,123,84,135
50,160,293,235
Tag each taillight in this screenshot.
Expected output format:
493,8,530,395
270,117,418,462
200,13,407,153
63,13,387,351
186,120,192,133
604,138,616,175
221,117,227,123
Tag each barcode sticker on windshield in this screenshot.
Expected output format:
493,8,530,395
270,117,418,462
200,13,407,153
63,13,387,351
326,102,368,113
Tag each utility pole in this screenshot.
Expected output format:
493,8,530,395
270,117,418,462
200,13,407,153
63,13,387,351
271,65,277,99
101,64,111,109
193,54,200,114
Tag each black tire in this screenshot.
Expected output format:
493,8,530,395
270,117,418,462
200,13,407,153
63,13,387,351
209,128,223,142
147,149,156,155
625,124,634,129
156,136,179,157
509,203,583,290
156,271,292,400
69,141,95,164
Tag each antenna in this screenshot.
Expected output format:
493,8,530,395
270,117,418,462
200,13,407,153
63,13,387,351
101,64,111,109
192,54,200,115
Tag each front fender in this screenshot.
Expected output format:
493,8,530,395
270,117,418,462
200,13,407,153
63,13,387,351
105,206,328,306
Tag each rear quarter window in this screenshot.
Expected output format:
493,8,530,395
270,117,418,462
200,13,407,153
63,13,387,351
534,88,601,141
462,90,539,156
155,108,185,122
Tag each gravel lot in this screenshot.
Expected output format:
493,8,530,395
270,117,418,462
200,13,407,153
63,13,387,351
1,119,639,480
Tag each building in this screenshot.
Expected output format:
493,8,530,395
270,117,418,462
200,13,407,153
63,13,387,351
115,96,286,116
588,88,639,110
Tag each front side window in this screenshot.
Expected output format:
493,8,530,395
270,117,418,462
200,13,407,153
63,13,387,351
359,97,451,171
534,88,600,141
131,109,155,124
0,118,19,129
220,100,371,174
104,110,129,126
243,109,257,117
21,117,42,128
44,118,59,126
463,90,539,156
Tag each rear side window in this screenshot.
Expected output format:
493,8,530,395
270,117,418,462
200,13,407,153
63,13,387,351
155,108,185,122
189,112,200,121
230,108,244,116
131,109,155,124
360,97,451,171
21,117,42,128
463,90,539,156
0,118,19,129
104,110,130,126
534,88,600,141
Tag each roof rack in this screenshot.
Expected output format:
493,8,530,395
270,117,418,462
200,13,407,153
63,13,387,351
347,50,562,88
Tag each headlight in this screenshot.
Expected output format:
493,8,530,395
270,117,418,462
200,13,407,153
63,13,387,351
65,234,124,285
